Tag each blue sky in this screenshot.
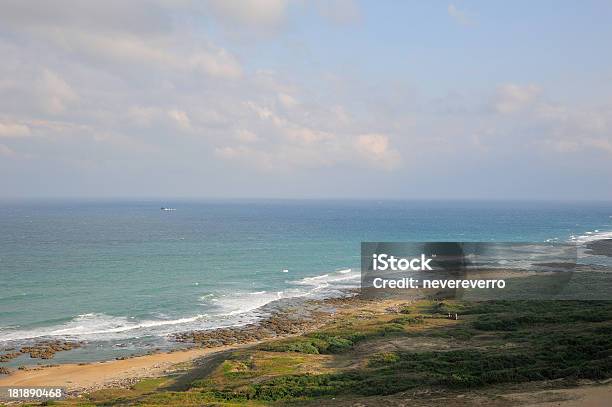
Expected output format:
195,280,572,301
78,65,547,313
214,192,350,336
0,1,611,199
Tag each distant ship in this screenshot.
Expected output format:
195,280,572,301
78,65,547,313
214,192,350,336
160,207,176,211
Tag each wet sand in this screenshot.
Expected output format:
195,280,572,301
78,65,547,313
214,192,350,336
0,346,223,392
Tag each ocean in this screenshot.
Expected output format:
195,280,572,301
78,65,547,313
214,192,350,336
1,200,611,364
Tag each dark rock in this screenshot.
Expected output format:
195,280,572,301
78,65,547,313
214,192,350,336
20,340,82,360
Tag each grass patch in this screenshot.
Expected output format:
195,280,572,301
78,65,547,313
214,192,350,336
80,377,169,405
260,313,418,355
368,352,400,367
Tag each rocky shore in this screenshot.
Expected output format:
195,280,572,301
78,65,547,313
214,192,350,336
0,293,359,372
0,340,83,375
0,351,21,363
18,340,82,359
173,294,358,348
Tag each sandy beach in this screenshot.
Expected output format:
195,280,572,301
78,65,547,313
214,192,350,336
0,346,222,392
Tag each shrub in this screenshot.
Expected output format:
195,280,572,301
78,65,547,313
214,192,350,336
390,315,425,325
368,352,400,367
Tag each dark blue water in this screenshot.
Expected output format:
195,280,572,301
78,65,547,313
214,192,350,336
0,200,610,363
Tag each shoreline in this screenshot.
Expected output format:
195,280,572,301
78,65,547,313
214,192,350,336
1,265,609,400
0,269,576,394
1,289,611,405
0,293,362,394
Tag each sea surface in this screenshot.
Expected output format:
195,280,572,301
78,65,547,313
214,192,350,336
1,200,611,364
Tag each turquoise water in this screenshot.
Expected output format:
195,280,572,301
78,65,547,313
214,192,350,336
1,200,611,363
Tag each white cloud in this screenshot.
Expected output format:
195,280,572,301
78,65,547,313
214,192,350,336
0,121,30,137
247,101,285,126
355,133,401,170
0,1,243,81
493,83,541,114
46,30,242,80
0,1,609,198
39,69,78,114
213,101,403,172
206,0,288,29
188,46,242,79
214,145,273,170
247,101,333,144
285,126,333,144
168,109,191,130
277,92,299,109
127,106,195,131
236,129,259,143
484,83,612,157
202,0,362,37
586,137,612,154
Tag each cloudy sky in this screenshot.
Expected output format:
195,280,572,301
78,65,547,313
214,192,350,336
1,0,611,199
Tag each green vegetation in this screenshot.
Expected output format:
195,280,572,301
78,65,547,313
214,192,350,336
259,319,406,355
82,377,169,405
368,352,400,367
34,299,612,405
182,300,612,403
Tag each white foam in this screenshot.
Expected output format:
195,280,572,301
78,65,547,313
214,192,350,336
219,290,285,316
293,269,361,293
0,267,360,344
568,229,612,264
301,274,329,281
0,313,210,342
212,268,359,316
571,229,612,244
199,293,215,301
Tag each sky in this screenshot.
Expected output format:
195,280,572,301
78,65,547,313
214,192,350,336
0,0,611,200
